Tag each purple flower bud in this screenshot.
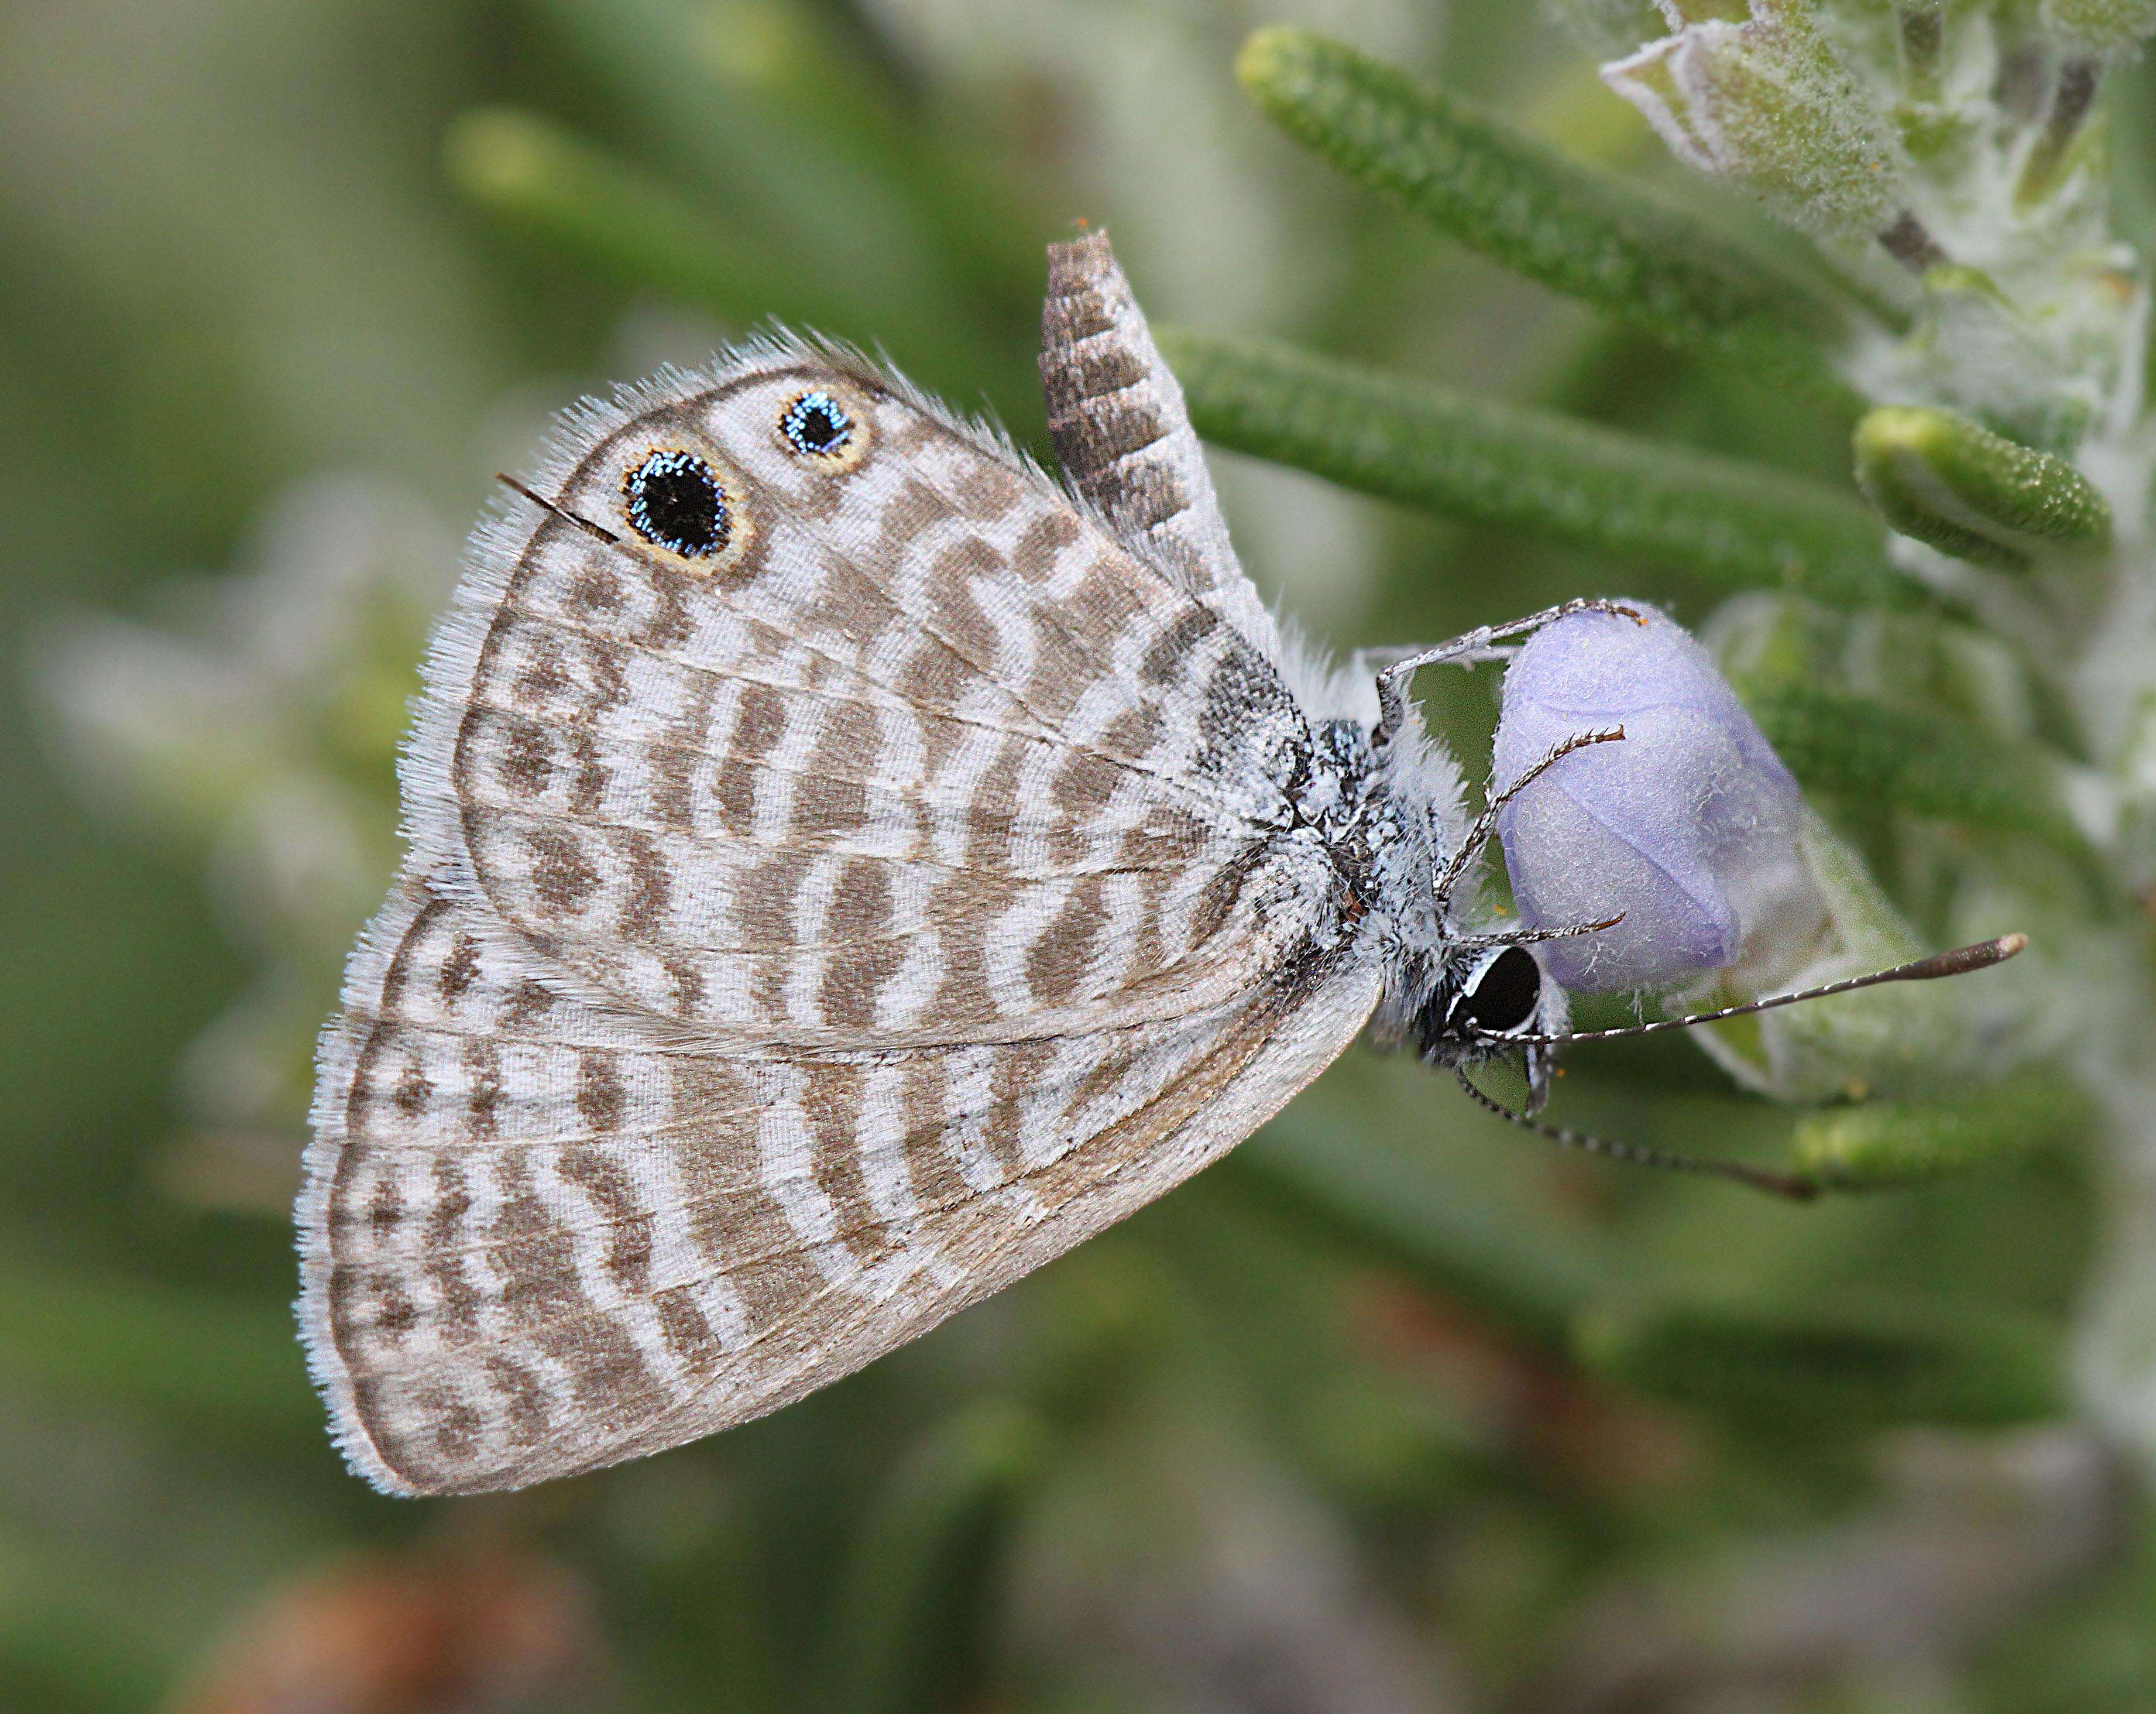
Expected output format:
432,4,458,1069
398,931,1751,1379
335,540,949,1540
1492,602,1811,994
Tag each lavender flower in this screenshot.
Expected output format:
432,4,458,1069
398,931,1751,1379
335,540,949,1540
1492,601,1819,994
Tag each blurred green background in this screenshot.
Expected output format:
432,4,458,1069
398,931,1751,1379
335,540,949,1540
1,1,2148,1709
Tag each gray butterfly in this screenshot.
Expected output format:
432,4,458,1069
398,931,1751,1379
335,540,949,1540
299,234,2011,1495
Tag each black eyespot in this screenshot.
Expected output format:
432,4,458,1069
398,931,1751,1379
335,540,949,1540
624,450,729,557
1453,946,1542,1036
780,390,853,457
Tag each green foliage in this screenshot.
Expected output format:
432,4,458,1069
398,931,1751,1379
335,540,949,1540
1235,26,1858,397
2044,0,2156,52
521,0,1038,413
1740,679,2088,849
0,1264,316,1434
1161,326,1921,608
448,109,828,328
1574,1296,2066,1431
1791,1072,2095,1187
1228,1117,1604,1352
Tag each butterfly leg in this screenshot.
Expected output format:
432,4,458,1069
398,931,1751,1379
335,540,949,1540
1454,914,1626,952
1430,725,1627,916
1372,598,1642,745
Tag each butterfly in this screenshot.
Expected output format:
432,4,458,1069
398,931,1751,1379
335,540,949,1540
298,232,2018,1496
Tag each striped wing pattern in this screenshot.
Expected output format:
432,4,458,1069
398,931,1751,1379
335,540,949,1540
301,340,1379,1495
1041,231,1282,660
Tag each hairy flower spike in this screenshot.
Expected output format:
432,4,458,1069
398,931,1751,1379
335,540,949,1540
1602,3,1914,246
1493,602,1822,994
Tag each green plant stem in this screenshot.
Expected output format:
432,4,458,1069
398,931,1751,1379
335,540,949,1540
1237,26,1862,399
1161,327,1924,609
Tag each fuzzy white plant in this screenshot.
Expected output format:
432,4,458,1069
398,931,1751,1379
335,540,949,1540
1550,0,2156,1462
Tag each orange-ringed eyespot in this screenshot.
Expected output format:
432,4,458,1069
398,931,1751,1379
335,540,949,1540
624,449,729,557
781,391,853,458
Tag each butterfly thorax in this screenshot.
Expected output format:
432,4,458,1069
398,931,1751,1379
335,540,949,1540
1288,717,1451,1023
1289,715,1551,1074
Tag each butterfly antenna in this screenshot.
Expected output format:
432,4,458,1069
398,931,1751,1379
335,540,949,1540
495,474,624,549
1453,1069,1819,1201
1483,934,2027,1048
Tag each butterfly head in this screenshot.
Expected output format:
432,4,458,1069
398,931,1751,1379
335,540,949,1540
1410,941,1567,1109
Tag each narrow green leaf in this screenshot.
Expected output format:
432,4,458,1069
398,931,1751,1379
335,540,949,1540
1854,404,2113,570
1235,27,1857,395
1574,1297,2066,1430
1160,328,1924,609
1792,1071,2093,1188
1228,1119,1605,1354
447,109,819,324
1740,679,2086,849
816,1403,1049,1714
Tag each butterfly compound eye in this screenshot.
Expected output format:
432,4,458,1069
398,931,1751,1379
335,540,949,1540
1455,946,1542,1036
780,390,855,458
623,450,730,558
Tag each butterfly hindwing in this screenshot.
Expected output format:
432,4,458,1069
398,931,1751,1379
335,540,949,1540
304,873,1377,1494
1041,231,1283,661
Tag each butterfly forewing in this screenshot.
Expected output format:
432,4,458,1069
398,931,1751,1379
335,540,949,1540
411,348,1317,1048
302,341,1379,1494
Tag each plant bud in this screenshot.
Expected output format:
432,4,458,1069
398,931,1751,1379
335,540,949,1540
1492,602,1822,995
1601,4,1910,239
